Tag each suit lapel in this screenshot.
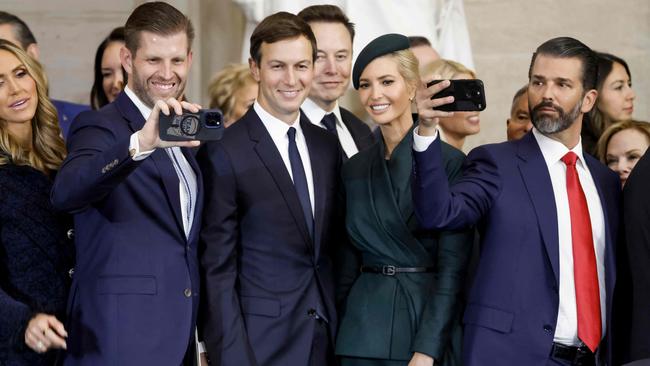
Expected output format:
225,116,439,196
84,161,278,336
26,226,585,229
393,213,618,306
246,110,314,251
517,133,560,284
302,115,327,258
115,92,185,238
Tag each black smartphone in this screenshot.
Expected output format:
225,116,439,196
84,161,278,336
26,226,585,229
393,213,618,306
427,79,486,112
159,108,225,141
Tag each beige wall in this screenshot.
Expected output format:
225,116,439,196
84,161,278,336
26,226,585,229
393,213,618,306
3,0,648,150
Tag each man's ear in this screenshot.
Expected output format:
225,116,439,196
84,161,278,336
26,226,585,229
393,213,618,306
581,89,598,114
121,47,133,79
26,43,39,60
249,57,260,82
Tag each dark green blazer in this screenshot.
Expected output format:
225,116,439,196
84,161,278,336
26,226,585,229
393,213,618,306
335,128,473,364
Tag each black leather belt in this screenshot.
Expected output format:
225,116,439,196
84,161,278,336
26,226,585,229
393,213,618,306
551,343,595,366
360,265,434,276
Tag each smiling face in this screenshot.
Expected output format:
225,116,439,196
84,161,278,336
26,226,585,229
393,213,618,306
101,40,125,103
0,49,37,130
358,55,414,127
597,61,635,122
227,79,258,126
250,36,314,123
122,31,192,108
606,127,649,186
308,21,352,111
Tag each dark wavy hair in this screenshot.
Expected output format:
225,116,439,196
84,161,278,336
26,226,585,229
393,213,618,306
90,27,126,109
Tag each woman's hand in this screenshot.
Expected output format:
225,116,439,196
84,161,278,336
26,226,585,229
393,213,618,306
415,77,455,136
408,352,435,366
24,313,67,353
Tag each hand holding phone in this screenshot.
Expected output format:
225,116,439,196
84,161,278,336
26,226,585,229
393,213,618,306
427,79,486,112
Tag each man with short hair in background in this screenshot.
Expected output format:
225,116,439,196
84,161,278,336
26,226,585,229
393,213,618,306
297,4,373,158
0,11,90,139
408,35,441,69
507,84,533,141
51,2,203,364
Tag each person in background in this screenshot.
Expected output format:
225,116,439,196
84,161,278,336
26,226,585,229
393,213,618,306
408,35,440,71
207,63,257,127
335,33,472,366
506,85,532,141
0,39,74,366
90,26,125,110
596,119,650,187
420,59,479,151
0,11,90,139
297,4,374,159
582,52,636,155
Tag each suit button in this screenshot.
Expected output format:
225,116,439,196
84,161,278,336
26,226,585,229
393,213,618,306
184,288,192,297
307,308,316,317
543,324,553,333
67,229,75,239
68,268,75,278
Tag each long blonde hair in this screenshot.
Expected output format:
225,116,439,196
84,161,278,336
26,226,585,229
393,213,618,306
0,39,66,174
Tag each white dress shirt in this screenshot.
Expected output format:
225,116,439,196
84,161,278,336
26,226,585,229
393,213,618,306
532,128,606,346
124,86,197,238
254,102,315,215
301,98,359,158
413,127,607,346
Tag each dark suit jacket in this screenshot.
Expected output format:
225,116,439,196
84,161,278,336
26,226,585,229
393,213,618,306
411,132,621,366
198,108,341,366
0,162,74,366
618,150,650,363
51,92,203,366
340,107,375,152
336,131,472,364
52,99,91,140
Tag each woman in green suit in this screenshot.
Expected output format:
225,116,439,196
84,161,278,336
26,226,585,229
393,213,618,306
335,34,473,366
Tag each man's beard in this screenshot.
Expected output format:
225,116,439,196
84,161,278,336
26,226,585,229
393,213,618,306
131,68,184,108
531,98,582,135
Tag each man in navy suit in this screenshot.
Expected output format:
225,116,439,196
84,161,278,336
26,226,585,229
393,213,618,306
410,37,621,366
198,12,341,366
51,3,203,365
0,11,90,138
297,5,374,158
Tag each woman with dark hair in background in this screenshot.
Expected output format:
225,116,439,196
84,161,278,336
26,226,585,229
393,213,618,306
90,27,125,109
335,34,473,366
0,39,74,365
582,52,636,155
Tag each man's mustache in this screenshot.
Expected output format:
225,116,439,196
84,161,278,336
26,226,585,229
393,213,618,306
532,101,563,115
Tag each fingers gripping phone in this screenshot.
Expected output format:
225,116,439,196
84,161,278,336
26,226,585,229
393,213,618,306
427,79,486,112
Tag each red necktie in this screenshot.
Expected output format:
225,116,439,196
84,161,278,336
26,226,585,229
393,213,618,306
561,152,601,352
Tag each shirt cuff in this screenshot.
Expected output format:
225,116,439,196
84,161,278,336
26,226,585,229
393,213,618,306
413,126,439,152
129,132,155,161
198,341,206,354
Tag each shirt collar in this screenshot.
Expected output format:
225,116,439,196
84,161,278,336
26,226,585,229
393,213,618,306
253,101,302,140
532,127,587,168
301,98,343,128
124,86,152,120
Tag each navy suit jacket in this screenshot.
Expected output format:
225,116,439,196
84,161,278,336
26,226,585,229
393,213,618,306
52,99,91,140
411,132,621,366
197,108,341,366
51,92,203,365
